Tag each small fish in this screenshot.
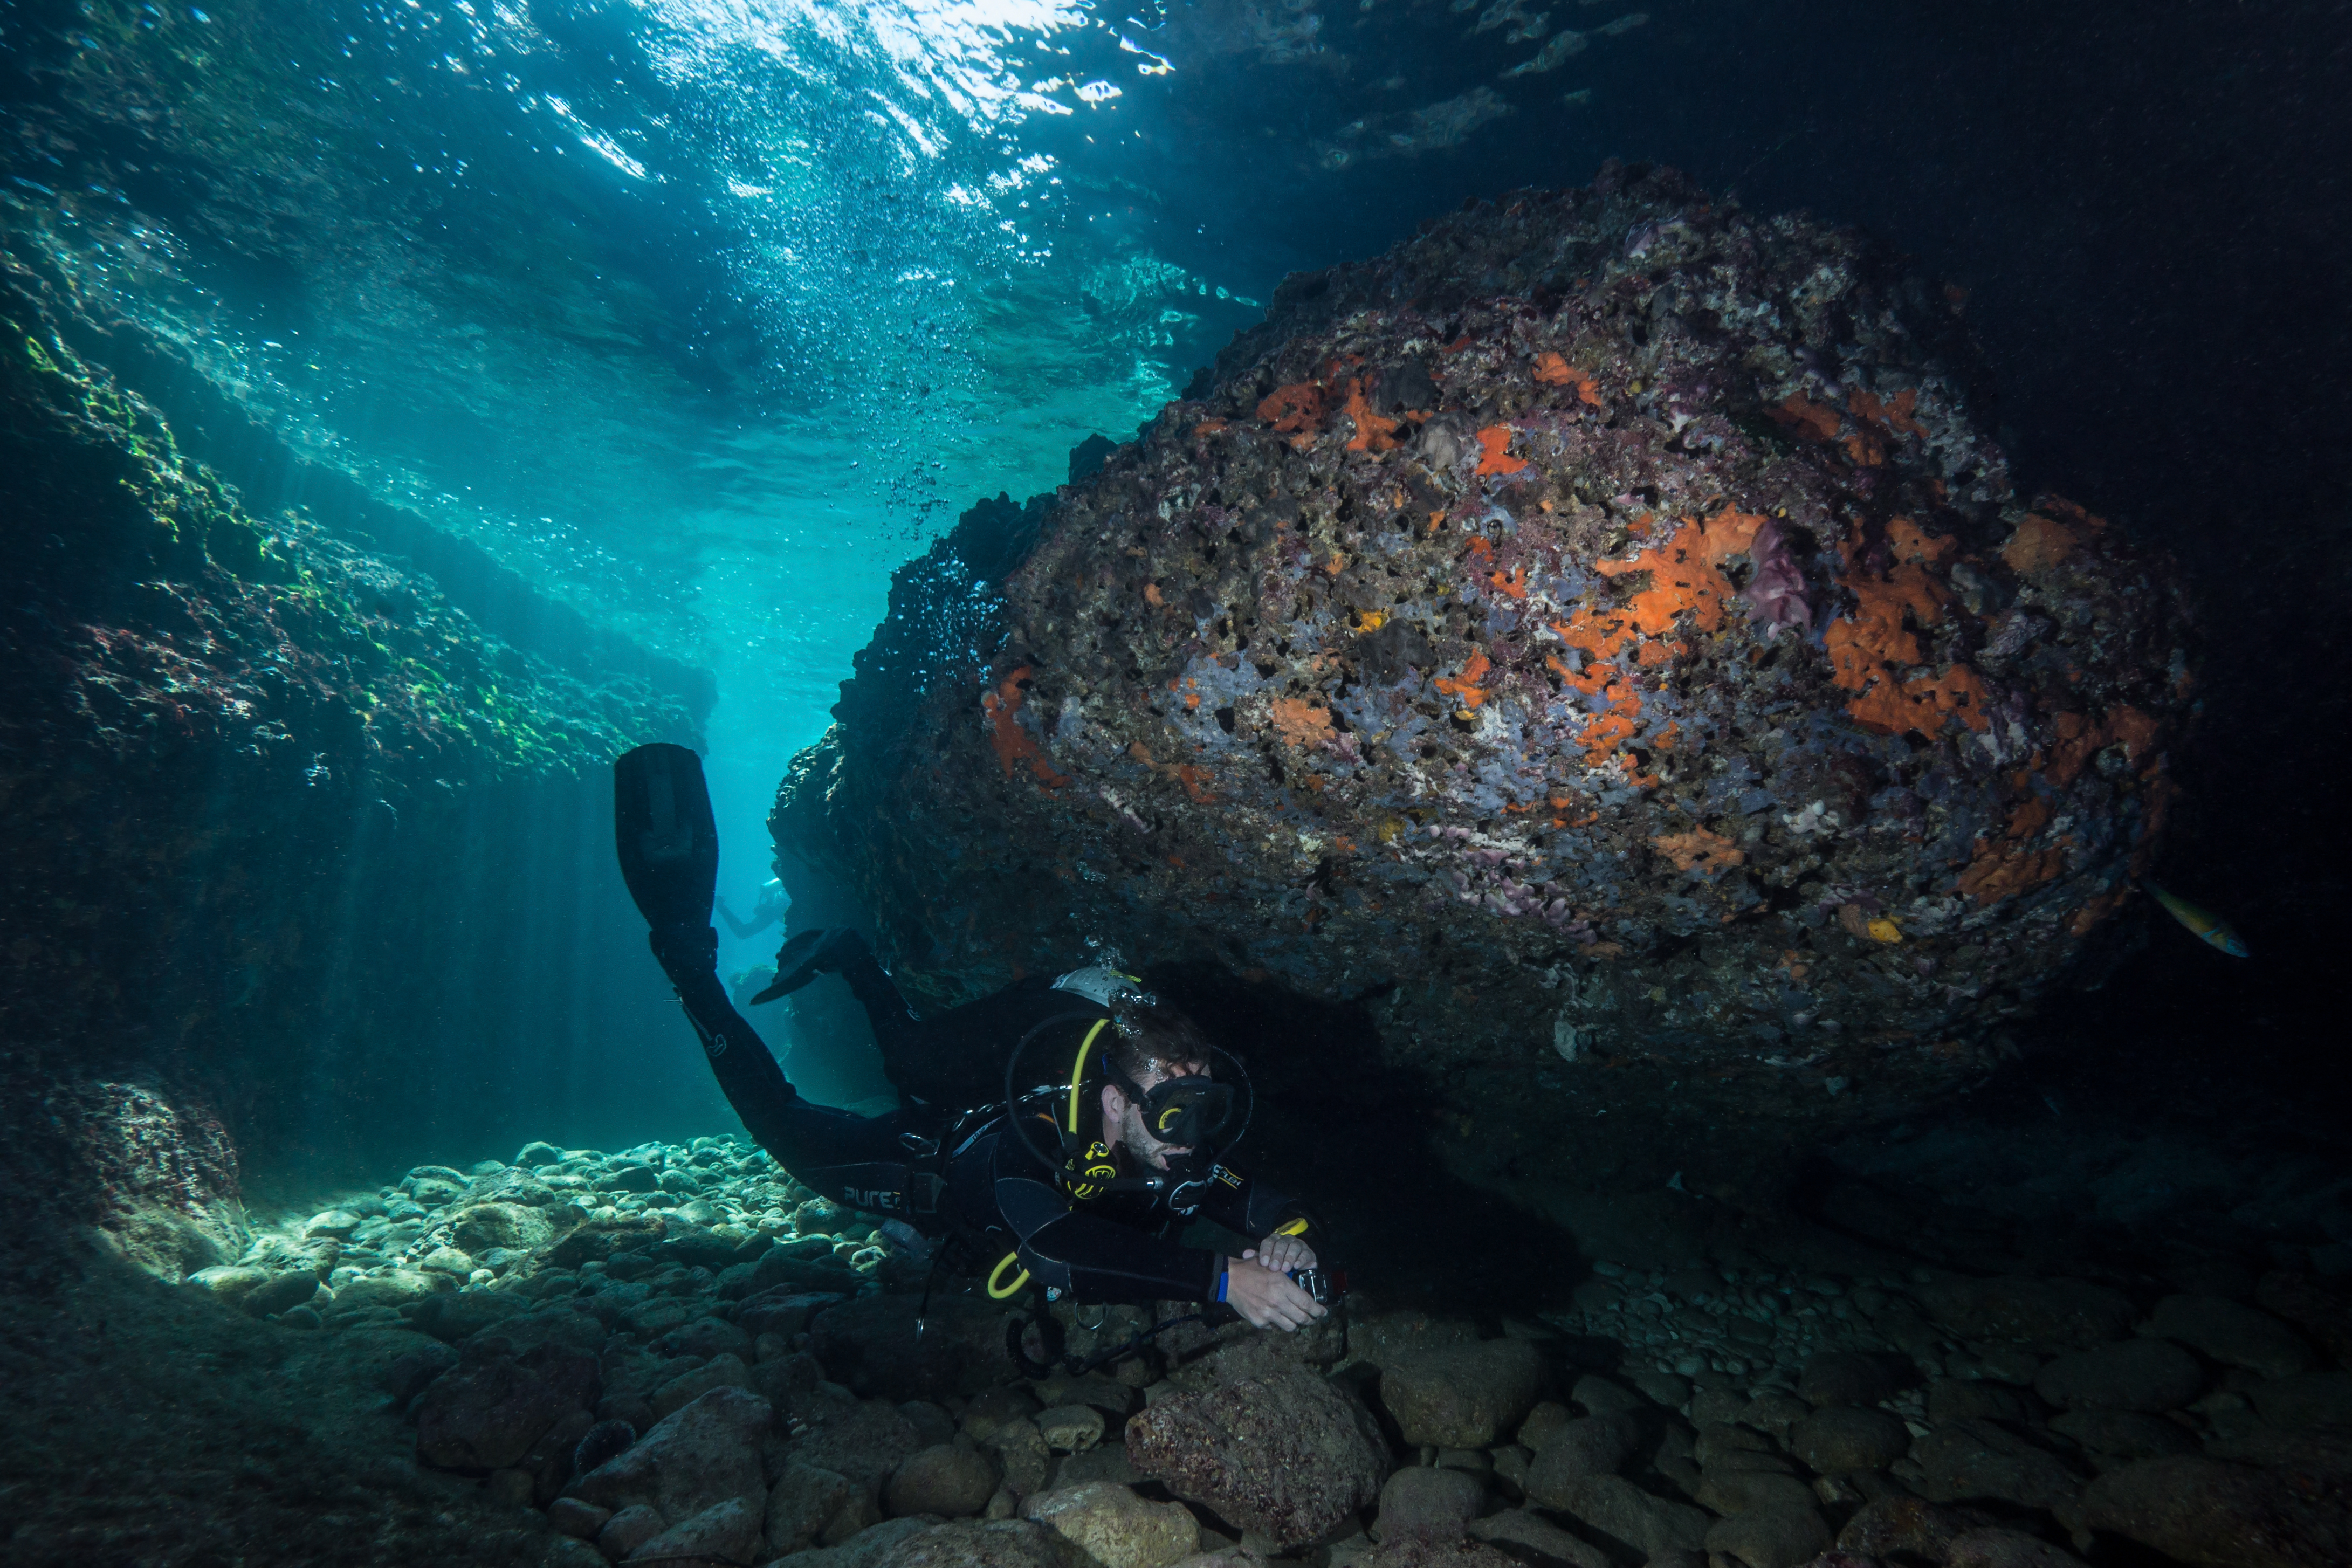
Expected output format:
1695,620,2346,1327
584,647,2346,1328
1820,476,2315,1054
2142,879,2248,957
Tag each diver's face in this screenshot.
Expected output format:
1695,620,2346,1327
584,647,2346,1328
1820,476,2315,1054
1102,1061,1208,1171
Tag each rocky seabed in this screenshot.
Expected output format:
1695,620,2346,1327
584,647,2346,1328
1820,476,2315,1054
182,1137,2350,1568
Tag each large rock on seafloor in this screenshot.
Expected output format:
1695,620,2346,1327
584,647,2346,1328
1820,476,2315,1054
1377,1336,1550,1448
1909,1419,2085,1511
1125,1368,1391,1547
888,1439,1002,1519
414,1346,599,1473
624,1497,764,1566
1023,1481,1200,1568
1359,1543,1522,1568
2081,1454,2351,1568
772,159,2192,1110
892,1519,1098,1568
1376,1466,1487,1543
1532,1472,1711,1559
1705,1505,1833,1568
567,1386,772,1525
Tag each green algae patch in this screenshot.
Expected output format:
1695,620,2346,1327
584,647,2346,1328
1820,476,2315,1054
2,260,689,783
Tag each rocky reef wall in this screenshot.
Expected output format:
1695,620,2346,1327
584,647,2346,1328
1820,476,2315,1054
774,164,2195,1173
0,257,709,1280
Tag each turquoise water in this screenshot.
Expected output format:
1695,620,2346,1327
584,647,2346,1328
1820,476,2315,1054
8,19,2352,1563
9,0,2342,1044
3,0,1683,961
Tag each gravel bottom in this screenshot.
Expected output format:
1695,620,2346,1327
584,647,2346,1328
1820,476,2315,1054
4,1132,2346,1568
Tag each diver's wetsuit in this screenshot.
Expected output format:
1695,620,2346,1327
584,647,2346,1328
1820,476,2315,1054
817,931,1067,1111
650,926,1315,1305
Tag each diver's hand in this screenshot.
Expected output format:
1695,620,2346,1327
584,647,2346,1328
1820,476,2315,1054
1248,1235,1317,1274
1223,1255,1328,1331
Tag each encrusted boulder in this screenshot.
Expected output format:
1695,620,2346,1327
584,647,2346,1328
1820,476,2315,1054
1125,1368,1392,1547
1022,1482,1201,1568
774,160,2192,1120
891,1519,1099,1567
1374,1465,1487,1543
1375,1336,1550,1448
888,1439,1003,1519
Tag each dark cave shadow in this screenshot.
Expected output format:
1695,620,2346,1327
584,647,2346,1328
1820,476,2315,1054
1146,961,1603,1326
1795,914,2352,1280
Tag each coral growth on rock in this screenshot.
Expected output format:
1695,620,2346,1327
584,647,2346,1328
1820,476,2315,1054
775,162,2193,1116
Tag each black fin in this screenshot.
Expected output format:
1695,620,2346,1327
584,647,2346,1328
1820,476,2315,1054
749,927,872,1003
748,929,828,1003
614,744,719,940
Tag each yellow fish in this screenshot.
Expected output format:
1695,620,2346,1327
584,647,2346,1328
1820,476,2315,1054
2142,880,2248,958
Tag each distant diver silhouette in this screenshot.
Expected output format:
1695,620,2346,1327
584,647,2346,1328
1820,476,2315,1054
717,877,787,940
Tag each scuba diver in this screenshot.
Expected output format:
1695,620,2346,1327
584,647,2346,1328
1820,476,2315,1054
744,923,1119,1114
614,743,1329,1331
718,876,788,940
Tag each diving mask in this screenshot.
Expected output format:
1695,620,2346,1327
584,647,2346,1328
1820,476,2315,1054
1111,1067,1235,1153
1004,1011,1255,1200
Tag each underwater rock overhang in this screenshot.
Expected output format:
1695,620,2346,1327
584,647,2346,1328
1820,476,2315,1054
774,161,2195,1121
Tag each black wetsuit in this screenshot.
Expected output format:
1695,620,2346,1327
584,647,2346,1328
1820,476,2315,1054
651,927,1315,1305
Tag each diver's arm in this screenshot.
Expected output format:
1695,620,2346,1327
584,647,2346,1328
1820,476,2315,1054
994,1172,1224,1306
651,923,804,1156
1200,1164,1324,1263
715,897,760,940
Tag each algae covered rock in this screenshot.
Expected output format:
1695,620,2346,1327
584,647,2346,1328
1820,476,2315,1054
1377,1336,1550,1448
449,1202,562,1256
1125,1368,1391,1547
774,160,2192,1119
892,1519,1099,1568
1022,1482,1201,1568
889,1439,1003,1519
1374,1465,1487,1543
766,1461,860,1554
